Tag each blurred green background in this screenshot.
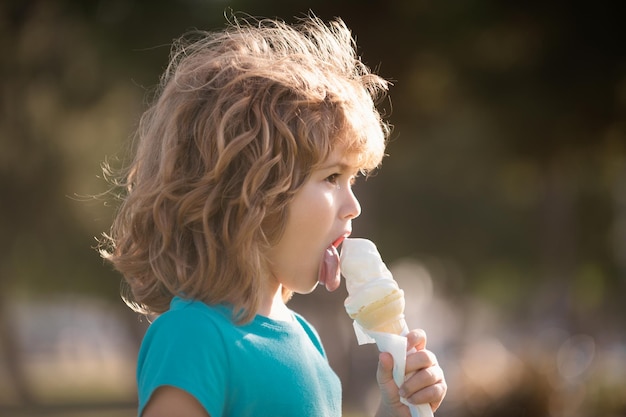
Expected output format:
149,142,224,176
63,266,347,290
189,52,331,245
1,0,625,416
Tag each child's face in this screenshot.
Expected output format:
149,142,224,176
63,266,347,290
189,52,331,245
267,146,362,294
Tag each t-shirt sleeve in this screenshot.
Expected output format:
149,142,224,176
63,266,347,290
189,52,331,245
136,308,228,417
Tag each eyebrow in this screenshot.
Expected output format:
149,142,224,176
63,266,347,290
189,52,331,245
317,161,361,174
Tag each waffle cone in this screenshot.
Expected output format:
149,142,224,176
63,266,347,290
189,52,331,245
350,290,406,334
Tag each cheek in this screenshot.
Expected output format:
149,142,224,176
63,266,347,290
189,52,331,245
294,193,334,233
285,181,338,251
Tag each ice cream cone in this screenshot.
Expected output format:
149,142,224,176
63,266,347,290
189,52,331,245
341,238,434,417
350,289,407,334
341,238,407,335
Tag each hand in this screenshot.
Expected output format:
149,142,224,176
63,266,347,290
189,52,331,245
375,329,447,417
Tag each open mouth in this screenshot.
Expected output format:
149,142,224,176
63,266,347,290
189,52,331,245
332,234,348,250
318,234,349,292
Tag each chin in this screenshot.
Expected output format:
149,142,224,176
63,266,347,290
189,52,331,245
292,282,319,295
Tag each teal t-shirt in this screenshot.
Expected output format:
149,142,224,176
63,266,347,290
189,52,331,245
137,297,341,417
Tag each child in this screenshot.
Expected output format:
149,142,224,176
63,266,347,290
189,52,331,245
102,14,446,417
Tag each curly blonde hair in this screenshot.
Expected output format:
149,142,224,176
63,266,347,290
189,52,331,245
101,15,390,323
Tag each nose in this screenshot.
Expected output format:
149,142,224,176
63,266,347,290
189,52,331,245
342,187,362,220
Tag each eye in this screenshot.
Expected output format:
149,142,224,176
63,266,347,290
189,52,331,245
325,173,340,185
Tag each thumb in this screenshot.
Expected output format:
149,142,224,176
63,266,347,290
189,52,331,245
377,352,405,411
376,352,396,390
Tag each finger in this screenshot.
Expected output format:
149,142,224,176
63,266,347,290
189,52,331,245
404,349,437,374
401,365,447,410
406,380,447,411
403,362,444,392
406,329,427,351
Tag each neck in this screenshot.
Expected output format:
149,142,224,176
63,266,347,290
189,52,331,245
258,283,293,321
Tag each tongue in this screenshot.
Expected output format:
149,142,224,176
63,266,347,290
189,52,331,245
318,244,341,292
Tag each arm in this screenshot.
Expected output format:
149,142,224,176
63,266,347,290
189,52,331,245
375,329,447,417
142,386,210,417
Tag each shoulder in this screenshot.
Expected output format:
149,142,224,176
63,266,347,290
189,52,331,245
139,298,233,363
